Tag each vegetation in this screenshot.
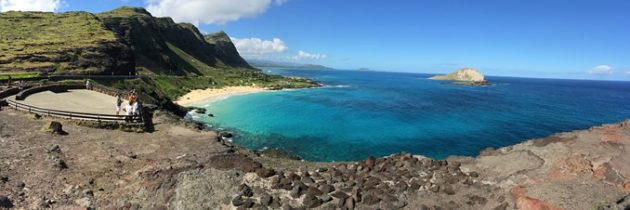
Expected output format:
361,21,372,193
0,11,131,74
1,7,318,104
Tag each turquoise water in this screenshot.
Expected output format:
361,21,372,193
192,68,630,161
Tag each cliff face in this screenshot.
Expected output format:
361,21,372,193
430,68,486,82
0,7,252,76
0,11,134,75
98,7,252,76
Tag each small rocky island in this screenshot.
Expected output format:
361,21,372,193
429,68,489,85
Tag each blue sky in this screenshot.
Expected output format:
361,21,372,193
2,0,629,80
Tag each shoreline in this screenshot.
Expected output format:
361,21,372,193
1,106,629,209
175,86,269,106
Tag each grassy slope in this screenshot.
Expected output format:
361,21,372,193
0,12,124,74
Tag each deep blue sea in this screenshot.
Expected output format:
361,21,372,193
190,68,630,162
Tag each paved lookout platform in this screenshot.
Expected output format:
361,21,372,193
11,89,129,115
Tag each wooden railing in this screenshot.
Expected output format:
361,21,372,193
5,99,142,123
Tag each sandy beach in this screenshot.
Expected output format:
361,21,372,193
175,86,268,106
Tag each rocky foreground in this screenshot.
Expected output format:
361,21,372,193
0,107,629,210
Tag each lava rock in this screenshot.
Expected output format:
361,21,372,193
319,194,332,203
256,168,276,178
0,196,13,208
319,184,335,193
269,196,281,209
303,194,322,208
306,186,323,196
48,145,61,153
441,184,455,195
242,199,255,208
42,121,65,134
343,197,355,209
290,185,303,198
240,184,254,197
260,195,272,206
83,189,94,197
331,191,349,200
53,158,68,170
232,195,245,206
15,181,25,189
362,193,381,205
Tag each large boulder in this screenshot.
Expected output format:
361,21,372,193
42,121,65,134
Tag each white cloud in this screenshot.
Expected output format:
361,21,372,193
0,0,61,12
231,37,288,58
146,0,276,25
290,50,327,60
588,65,614,75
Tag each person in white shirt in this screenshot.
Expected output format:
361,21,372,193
123,102,133,122
132,101,142,121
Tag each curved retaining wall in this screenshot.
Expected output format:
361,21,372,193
15,84,84,100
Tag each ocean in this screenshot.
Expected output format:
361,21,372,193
190,68,630,162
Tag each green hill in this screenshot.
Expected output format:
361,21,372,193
0,11,133,75
0,7,317,101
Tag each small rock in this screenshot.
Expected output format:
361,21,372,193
381,200,407,210
429,184,439,192
0,175,8,183
319,184,335,193
301,176,314,184
365,156,376,168
242,188,254,197
269,196,281,209
256,168,276,178
242,199,255,208
232,195,245,206
441,184,455,195
53,158,68,170
362,193,381,205
303,194,322,208
469,195,487,205
306,186,323,196
83,189,94,197
42,121,65,134
260,195,272,206
331,191,349,200
351,187,362,202
319,194,332,203
344,197,355,209
15,181,25,189
290,185,303,198
0,196,13,208
48,145,61,153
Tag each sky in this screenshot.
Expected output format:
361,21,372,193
1,0,629,80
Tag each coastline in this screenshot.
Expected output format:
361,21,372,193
175,86,269,106
0,106,629,209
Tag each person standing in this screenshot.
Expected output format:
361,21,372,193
123,102,133,122
115,94,123,115
85,79,92,90
7,75,12,88
132,100,142,122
